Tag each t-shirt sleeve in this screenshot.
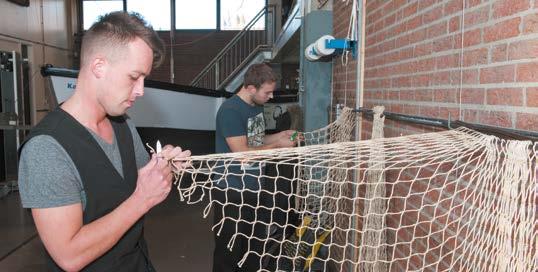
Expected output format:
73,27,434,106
125,117,149,169
18,135,83,209
217,108,246,138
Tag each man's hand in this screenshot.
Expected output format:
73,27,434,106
280,130,304,142
161,145,191,171
133,145,191,212
30,145,192,272
276,130,301,148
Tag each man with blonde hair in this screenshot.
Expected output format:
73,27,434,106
18,12,190,271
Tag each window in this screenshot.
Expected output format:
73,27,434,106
220,0,265,30
175,0,217,30
127,0,171,31
83,0,123,30
82,1,267,31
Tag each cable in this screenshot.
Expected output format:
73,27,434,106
165,32,216,47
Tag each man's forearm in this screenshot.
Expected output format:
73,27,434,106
263,132,281,145
247,142,280,151
48,195,147,271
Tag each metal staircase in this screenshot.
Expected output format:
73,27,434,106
190,5,277,91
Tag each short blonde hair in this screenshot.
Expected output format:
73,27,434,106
81,11,165,68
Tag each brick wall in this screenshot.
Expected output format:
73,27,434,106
333,0,538,139
332,0,537,270
331,1,360,124
149,31,239,85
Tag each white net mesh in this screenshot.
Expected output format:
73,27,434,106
174,108,537,272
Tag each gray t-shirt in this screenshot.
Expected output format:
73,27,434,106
18,117,149,210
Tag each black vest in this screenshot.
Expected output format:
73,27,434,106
20,108,153,272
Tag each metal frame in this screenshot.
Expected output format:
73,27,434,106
79,0,268,32
354,107,538,142
325,39,357,59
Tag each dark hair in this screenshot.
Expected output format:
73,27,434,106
81,11,165,67
243,63,278,89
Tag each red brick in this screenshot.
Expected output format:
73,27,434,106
492,0,530,19
463,109,479,123
394,22,408,36
508,39,538,60
408,29,427,44
444,0,464,16
414,42,433,57
528,88,538,107
454,29,482,49
480,65,515,84
393,76,412,87
416,90,433,101
491,44,508,62
404,2,418,17
480,111,512,128
420,106,440,118
382,90,395,100
365,0,382,13
484,18,521,43
439,107,461,120
486,88,524,106
406,15,423,32
516,62,538,82
365,36,376,47
523,13,538,34
373,21,383,34
427,21,448,39
463,29,482,47
364,79,378,89
465,6,490,27
515,113,538,130
390,104,403,113
385,13,397,27
424,7,443,24
396,35,409,48
433,36,454,52
386,52,400,64
450,70,463,84
413,74,431,87
463,48,488,66
400,90,415,101
400,48,414,60
417,58,436,72
384,0,406,14
461,88,485,104
434,89,457,103
449,16,461,33
433,71,451,85
436,53,461,69
466,0,482,8
392,65,406,77
462,69,479,84
419,0,436,10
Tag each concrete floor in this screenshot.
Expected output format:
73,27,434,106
0,190,214,272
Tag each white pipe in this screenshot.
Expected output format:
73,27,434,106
355,0,365,141
352,1,366,271
304,35,336,61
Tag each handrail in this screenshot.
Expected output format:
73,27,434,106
273,0,301,50
212,7,267,62
218,44,271,90
190,5,276,89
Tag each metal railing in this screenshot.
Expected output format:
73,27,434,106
190,5,276,90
